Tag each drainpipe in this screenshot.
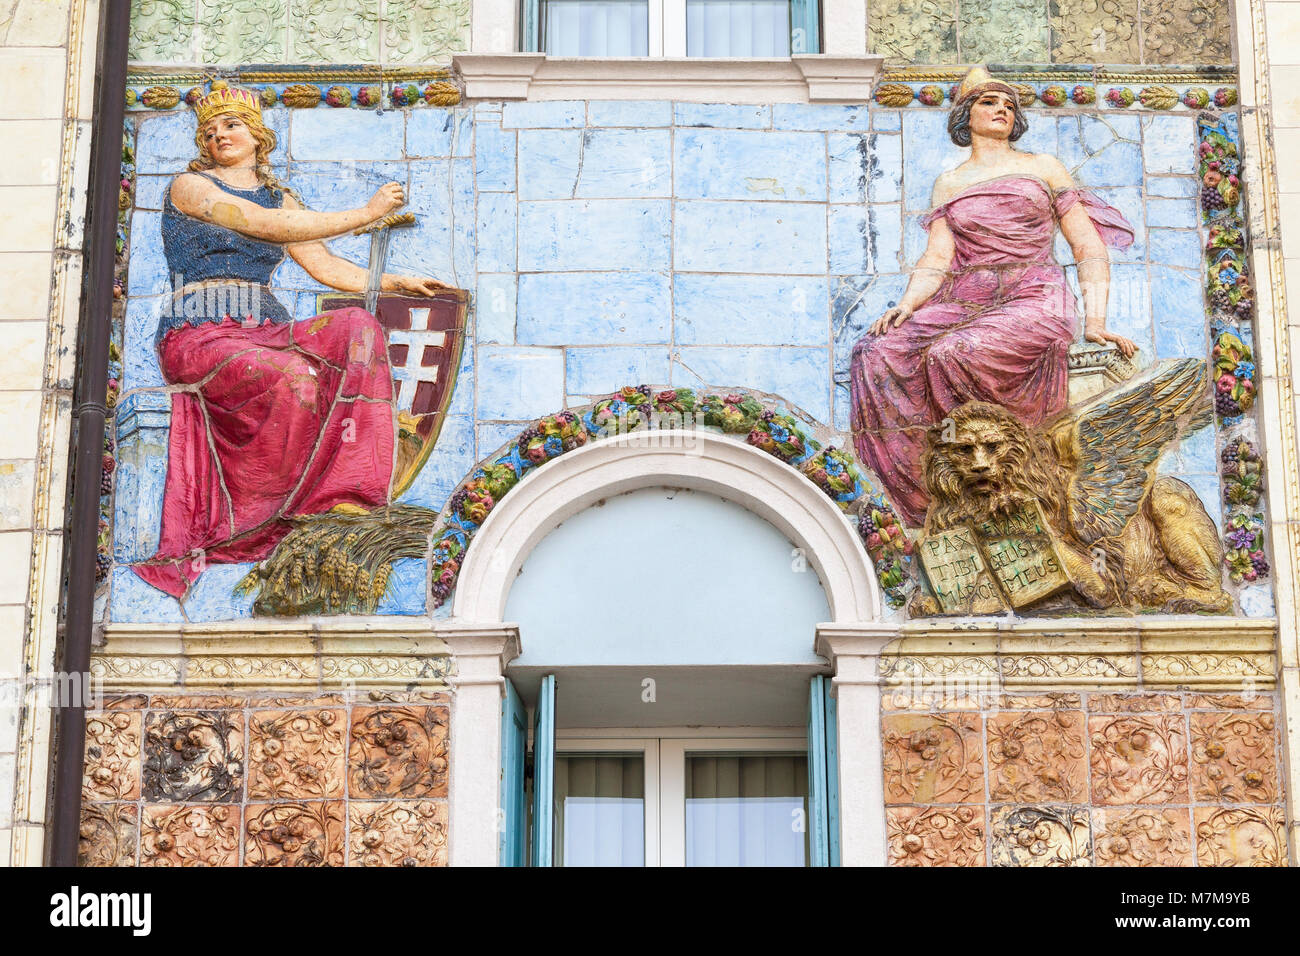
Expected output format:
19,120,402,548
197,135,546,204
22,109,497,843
48,0,132,867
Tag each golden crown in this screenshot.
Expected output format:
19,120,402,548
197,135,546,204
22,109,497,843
195,85,262,128
954,66,1019,106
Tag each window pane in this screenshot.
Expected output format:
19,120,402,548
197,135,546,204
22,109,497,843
542,0,650,56
686,0,790,57
554,753,645,866
685,752,808,866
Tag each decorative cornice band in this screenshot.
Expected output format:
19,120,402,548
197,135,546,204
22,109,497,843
452,53,884,103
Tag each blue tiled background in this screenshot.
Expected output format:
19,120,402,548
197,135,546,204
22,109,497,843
112,100,1221,622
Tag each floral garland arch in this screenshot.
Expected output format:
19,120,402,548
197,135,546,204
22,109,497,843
431,385,917,611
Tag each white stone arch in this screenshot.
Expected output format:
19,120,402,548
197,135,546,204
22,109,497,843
450,429,881,625
440,428,895,866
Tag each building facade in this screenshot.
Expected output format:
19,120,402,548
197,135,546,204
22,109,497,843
1,0,1299,866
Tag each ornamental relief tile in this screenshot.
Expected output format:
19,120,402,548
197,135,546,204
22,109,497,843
1189,694,1273,711
143,710,244,803
886,806,985,866
869,0,958,64
1194,807,1288,867
1141,653,1274,683
349,705,449,799
1048,0,1139,64
991,806,1092,867
987,710,1088,803
882,713,985,805
141,805,241,866
960,0,1050,64
127,0,196,63
83,712,141,802
381,0,470,63
195,0,288,64
248,708,347,800
1189,712,1279,803
1093,808,1193,867
1140,0,1231,64
1086,693,1181,713
349,801,449,866
245,801,346,866
79,804,138,867
289,0,380,63
1088,714,1188,805
1003,653,1136,681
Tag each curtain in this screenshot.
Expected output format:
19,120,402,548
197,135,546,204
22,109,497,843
686,0,790,57
554,754,646,866
542,0,651,56
686,753,808,866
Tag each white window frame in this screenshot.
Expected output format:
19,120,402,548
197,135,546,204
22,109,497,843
555,727,807,867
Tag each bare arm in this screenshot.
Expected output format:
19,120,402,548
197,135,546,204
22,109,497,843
169,173,404,244
1045,155,1137,358
284,195,451,296
870,211,956,335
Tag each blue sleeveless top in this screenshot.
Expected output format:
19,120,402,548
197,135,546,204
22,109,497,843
158,171,293,342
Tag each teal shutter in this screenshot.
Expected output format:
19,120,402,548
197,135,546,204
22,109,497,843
824,677,841,867
530,674,556,866
808,675,839,866
498,678,528,867
790,0,820,53
521,0,540,51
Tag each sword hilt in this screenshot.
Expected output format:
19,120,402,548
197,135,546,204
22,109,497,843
354,211,418,236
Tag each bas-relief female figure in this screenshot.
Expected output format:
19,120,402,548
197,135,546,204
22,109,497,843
133,86,448,599
849,68,1139,527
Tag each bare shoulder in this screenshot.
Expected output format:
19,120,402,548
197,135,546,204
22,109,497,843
280,190,302,210
1028,153,1074,190
931,169,961,207
168,171,216,203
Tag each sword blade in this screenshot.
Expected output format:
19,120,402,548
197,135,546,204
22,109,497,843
364,228,391,315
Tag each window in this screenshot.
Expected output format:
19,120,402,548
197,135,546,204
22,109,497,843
501,675,839,866
521,0,821,56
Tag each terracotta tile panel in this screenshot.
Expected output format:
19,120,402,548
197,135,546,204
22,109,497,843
1188,694,1273,711
362,690,451,705
881,690,988,711
882,713,985,805
149,694,246,709
143,710,244,803
257,694,350,709
1086,694,1182,713
101,694,149,710
245,801,346,867
248,708,347,800
991,806,1091,867
1194,807,1288,867
79,803,138,867
998,694,1080,710
349,705,449,799
988,710,1087,803
349,801,449,866
1093,808,1193,867
83,711,141,801
1189,712,1279,803
141,805,241,866
886,806,985,866
1088,714,1189,805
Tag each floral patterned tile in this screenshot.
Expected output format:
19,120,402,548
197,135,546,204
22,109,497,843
1093,808,1193,866
79,803,138,867
991,805,1092,867
1189,711,1279,803
349,801,449,866
988,710,1088,803
141,805,241,866
245,801,346,866
143,710,244,803
885,806,985,866
1086,694,1182,713
83,712,142,801
997,694,1080,710
882,713,985,805
148,695,246,710
349,705,449,799
1088,713,1189,805
1188,694,1273,711
1194,807,1288,867
248,708,347,800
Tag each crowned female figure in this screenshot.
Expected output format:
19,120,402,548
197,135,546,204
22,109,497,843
132,84,447,598
848,67,1138,527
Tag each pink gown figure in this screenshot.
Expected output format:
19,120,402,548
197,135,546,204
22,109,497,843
848,176,1134,526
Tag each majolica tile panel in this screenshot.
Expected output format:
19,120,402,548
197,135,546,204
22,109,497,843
881,691,1288,866
103,72,1274,626
80,693,451,866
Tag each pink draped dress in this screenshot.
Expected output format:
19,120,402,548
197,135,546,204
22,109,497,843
848,175,1134,526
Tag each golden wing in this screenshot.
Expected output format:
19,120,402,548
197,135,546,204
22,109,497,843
1051,357,1213,544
